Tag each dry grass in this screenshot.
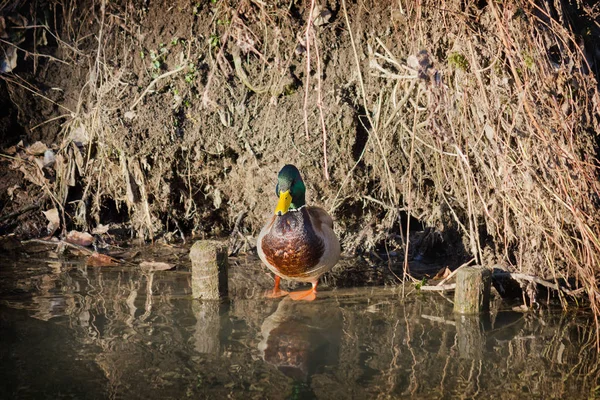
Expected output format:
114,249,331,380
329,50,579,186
345,1,600,320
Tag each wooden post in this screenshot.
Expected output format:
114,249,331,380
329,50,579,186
189,240,228,300
453,266,491,314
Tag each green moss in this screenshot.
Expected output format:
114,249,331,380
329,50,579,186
523,53,535,70
448,52,469,71
282,83,297,96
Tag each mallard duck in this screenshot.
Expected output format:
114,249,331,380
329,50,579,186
257,165,341,301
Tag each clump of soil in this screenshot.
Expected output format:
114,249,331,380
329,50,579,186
1,1,600,314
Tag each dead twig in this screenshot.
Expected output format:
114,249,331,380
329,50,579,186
419,283,456,292
129,65,185,110
0,200,43,223
495,271,585,297
436,258,476,286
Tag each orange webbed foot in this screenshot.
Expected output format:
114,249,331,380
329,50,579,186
289,281,318,301
265,276,289,299
265,288,289,298
289,289,317,301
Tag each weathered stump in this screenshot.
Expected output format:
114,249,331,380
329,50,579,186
189,240,228,299
453,266,491,314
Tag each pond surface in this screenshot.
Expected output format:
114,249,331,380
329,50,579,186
0,245,598,399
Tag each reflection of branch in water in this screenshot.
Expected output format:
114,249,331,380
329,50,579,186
421,314,456,326
438,330,457,395
403,303,419,396
125,284,137,328
465,359,482,398
379,318,401,400
139,272,154,323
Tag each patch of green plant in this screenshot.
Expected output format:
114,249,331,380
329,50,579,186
415,277,427,290
148,45,169,78
185,63,197,84
493,60,504,76
448,52,469,72
149,50,162,70
523,53,534,70
209,34,220,48
282,83,297,96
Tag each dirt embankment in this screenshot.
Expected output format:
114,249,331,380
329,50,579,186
1,0,600,310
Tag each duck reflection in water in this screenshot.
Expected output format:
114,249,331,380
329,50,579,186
258,297,342,381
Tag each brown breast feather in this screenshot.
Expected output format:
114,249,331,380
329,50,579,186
261,208,325,278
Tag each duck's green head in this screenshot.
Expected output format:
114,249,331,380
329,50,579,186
274,164,306,215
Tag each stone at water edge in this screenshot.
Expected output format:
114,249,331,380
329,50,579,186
189,240,228,300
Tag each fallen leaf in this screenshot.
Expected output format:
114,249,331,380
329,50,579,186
140,261,174,272
33,157,45,170
65,230,94,246
17,162,46,186
92,224,110,234
433,267,451,280
26,141,48,156
86,252,119,267
512,304,530,313
7,184,20,199
42,208,60,235
4,145,16,155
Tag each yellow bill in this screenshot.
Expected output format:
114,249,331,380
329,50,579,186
275,190,292,215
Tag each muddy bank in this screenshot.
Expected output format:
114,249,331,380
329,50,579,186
1,1,600,312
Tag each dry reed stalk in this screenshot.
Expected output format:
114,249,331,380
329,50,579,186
352,0,600,328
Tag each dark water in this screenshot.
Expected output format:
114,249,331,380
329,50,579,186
0,248,599,399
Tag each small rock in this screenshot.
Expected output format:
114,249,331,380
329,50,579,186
42,208,60,235
69,126,89,146
0,46,18,74
124,111,136,120
92,224,110,234
295,43,306,55
43,149,56,168
66,230,94,246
